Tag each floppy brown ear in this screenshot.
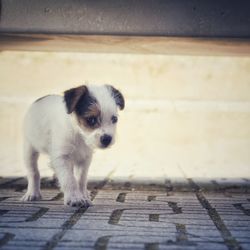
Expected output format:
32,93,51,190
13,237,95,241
107,85,125,110
64,85,87,114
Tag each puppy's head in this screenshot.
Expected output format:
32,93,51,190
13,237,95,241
64,84,124,149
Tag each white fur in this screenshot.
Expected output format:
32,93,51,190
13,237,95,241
21,85,119,207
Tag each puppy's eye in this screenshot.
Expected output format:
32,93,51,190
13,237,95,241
86,116,97,127
111,115,118,124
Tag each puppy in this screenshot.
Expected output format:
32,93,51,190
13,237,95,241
21,84,124,207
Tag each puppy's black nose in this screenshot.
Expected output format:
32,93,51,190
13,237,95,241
100,134,112,147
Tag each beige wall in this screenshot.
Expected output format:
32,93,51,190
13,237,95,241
0,51,249,180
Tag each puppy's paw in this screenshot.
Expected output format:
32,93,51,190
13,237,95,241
21,191,42,202
64,192,93,208
83,189,92,200
83,197,93,207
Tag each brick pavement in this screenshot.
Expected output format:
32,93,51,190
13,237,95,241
0,177,249,250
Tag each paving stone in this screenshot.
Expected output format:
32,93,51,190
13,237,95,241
0,177,250,250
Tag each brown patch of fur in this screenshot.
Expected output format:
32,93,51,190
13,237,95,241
77,103,101,130
84,103,101,118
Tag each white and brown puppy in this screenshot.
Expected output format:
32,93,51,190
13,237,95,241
21,84,124,207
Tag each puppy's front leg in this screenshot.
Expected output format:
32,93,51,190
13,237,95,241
75,155,93,206
52,155,88,207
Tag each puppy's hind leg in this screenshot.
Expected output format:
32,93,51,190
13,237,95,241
21,141,42,201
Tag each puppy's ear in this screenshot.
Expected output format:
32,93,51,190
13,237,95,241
107,85,125,110
64,85,87,114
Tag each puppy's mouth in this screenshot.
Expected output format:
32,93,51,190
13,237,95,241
98,142,113,149
100,145,111,150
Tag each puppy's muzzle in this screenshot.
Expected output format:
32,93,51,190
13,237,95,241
100,134,112,148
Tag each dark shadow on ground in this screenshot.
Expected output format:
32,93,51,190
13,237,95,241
0,176,250,193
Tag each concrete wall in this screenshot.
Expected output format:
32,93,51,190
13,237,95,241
0,51,249,180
